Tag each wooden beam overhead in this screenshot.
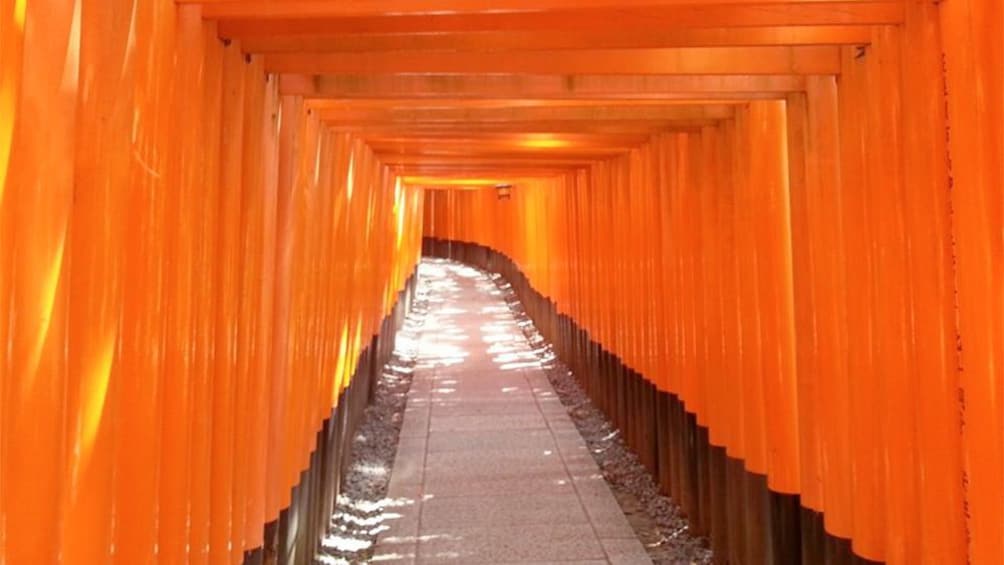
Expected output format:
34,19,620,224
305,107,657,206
388,163,583,174
393,163,579,170
400,175,560,185
265,46,841,75
363,127,654,168
239,26,873,53
187,1,905,186
375,145,633,156
195,0,902,17
281,74,806,99
381,156,594,167
311,104,734,123
363,133,652,148
322,121,712,134
371,142,637,151
306,98,745,110
205,1,903,33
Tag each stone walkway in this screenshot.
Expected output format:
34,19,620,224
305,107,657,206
374,260,652,564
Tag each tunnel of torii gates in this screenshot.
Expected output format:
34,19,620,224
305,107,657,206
0,0,1001,564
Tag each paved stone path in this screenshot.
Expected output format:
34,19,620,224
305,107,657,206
374,260,652,564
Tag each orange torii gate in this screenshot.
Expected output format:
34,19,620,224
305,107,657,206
1,0,1001,564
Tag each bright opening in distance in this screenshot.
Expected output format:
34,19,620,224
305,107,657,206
518,134,571,149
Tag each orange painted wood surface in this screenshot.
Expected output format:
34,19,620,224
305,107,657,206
2,0,1001,563
1,3,423,564
419,5,998,557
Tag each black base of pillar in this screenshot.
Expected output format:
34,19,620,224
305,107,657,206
423,237,884,565
244,271,419,565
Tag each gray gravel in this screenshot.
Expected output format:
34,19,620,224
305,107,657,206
489,272,714,565
315,277,432,565
314,262,712,564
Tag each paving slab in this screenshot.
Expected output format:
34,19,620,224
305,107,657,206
425,429,558,453
600,539,654,565
423,474,577,498
374,261,651,564
420,493,589,528
429,413,549,433
417,524,607,564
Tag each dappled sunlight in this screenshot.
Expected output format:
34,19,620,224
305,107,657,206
414,260,562,379
353,462,389,478
77,331,116,472
317,553,354,565
414,343,469,369
367,531,466,563
368,258,645,563
25,228,67,382
452,266,483,279
321,493,422,561
321,535,373,553
410,267,489,367
499,360,545,371
435,307,469,316
385,362,414,374
493,351,538,364
483,333,518,345
370,552,417,563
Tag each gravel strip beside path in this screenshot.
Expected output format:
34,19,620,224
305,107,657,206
490,272,714,565
315,271,432,565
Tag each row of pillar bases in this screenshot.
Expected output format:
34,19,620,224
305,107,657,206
238,275,418,565
423,237,881,565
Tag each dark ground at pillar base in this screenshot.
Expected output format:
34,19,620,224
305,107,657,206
490,270,712,564
237,271,420,565
314,278,430,563
425,237,884,565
